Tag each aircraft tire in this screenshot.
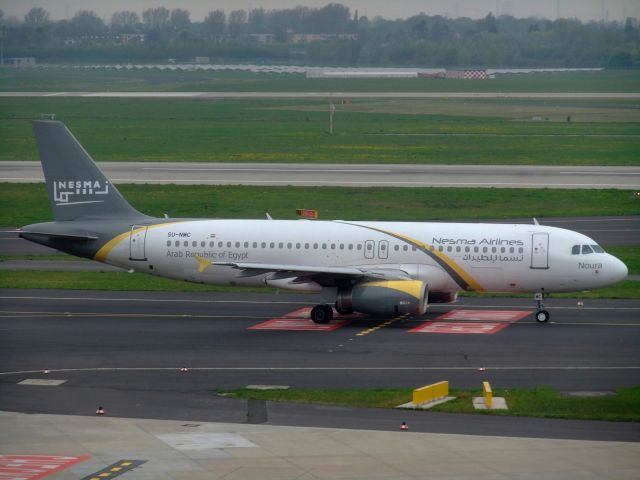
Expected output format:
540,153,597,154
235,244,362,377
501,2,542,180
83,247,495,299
535,309,550,323
311,304,333,324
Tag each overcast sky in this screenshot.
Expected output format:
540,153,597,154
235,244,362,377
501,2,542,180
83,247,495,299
2,0,639,23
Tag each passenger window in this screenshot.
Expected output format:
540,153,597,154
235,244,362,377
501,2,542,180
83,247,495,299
270,242,275,248
295,243,300,249
366,244,372,251
592,245,604,253
287,242,292,249
357,244,362,250
192,241,197,247
339,244,344,250
174,241,179,247
279,242,283,248
218,241,223,247
509,247,514,253
201,241,205,247
235,242,240,248
465,246,470,253
244,242,249,248
253,242,258,248
261,242,266,248
184,241,189,247
348,244,353,250
482,247,488,253
322,243,327,249
305,243,309,249
572,245,580,255
404,245,409,252
518,247,523,254
447,246,452,252
492,247,496,253
381,243,386,251
166,240,171,246
313,243,318,249
209,241,214,247
438,246,443,252
412,246,417,251
582,245,594,254
331,244,336,250
500,247,505,253
456,246,461,252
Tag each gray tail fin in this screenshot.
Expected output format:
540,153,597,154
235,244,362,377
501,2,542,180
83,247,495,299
33,120,148,222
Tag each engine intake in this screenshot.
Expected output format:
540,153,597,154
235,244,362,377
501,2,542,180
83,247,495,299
336,280,428,316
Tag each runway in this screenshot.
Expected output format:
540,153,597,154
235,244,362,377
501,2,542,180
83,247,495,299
0,289,639,440
2,91,640,99
3,161,639,189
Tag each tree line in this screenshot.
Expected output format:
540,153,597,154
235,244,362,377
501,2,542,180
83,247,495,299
1,4,638,67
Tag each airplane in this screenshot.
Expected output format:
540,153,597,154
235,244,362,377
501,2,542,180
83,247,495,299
19,120,628,324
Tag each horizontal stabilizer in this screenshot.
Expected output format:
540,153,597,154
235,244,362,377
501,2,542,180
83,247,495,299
19,230,98,240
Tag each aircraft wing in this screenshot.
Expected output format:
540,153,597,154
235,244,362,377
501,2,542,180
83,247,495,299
194,256,410,281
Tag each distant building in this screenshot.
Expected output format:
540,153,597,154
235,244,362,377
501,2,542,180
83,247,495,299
245,34,274,44
119,34,146,44
288,33,358,44
4,57,36,67
446,69,488,80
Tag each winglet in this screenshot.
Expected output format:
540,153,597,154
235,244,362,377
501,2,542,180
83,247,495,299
195,255,213,273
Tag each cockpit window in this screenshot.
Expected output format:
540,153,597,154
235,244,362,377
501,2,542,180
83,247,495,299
581,245,594,255
571,245,580,255
591,245,605,253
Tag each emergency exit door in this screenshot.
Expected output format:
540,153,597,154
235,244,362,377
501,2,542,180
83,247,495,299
530,232,549,269
129,225,148,261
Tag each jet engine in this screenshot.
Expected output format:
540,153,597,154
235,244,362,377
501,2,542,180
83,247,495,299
336,280,428,316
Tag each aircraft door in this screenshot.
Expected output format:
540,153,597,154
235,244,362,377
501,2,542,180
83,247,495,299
129,225,148,261
530,232,549,269
364,240,375,259
378,240,389,259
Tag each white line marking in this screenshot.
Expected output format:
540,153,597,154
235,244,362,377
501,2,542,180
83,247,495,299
1,366,638,376
142,167,393,173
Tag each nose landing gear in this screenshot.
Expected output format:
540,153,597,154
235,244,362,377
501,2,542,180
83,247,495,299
534,291,550,323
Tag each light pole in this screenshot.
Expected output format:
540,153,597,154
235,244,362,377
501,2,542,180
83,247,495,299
0,26,6,66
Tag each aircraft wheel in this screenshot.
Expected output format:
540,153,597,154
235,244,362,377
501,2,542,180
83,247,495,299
311,304,333,324
334,303,353,315
535,309,550,323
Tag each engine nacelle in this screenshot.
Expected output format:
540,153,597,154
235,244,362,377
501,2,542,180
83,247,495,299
336,280,428,316
428,292,458,303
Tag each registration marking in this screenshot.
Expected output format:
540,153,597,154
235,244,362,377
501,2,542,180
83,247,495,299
0,455,89,480
410,310,530,334
248,307,361,331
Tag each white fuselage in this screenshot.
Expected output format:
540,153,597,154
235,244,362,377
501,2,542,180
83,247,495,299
97,219,628,295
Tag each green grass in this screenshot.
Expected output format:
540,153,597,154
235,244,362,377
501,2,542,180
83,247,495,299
1,68,639,93
1,97,639,165
0,270,272,293
2,183,638,226
218,386,640,422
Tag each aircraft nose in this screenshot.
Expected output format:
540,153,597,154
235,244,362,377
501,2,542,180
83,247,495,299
610,255,628,283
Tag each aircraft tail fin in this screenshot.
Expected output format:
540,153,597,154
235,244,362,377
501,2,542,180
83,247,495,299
32,120,148,222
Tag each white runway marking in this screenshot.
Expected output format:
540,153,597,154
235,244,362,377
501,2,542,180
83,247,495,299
2,365,639,376
142,167,393,173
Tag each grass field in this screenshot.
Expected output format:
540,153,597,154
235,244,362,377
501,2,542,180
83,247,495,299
1,96,639,165
2,183,637,226
1,68,639,93
218,386,640,422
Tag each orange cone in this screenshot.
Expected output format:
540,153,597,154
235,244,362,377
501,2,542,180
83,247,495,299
96,406,105,415
400,421,409,430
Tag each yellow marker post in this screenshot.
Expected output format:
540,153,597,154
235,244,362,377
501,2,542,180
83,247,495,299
483,381,493,409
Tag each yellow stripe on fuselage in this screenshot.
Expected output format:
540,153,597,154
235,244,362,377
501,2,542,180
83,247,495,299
379,229,485,292
93,221,182,263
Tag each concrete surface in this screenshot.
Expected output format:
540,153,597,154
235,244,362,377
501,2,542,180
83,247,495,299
1,411,639,480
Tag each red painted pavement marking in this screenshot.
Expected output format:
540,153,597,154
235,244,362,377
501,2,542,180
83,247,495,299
0,455,89,480
249,307,365,331
436,309,531,322
409,322,511,335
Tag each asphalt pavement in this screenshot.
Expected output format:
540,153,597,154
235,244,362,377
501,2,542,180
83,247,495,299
3,162,640,189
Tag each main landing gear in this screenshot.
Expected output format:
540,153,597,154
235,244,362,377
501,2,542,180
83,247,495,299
534,291,550,323
310,304,333,324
